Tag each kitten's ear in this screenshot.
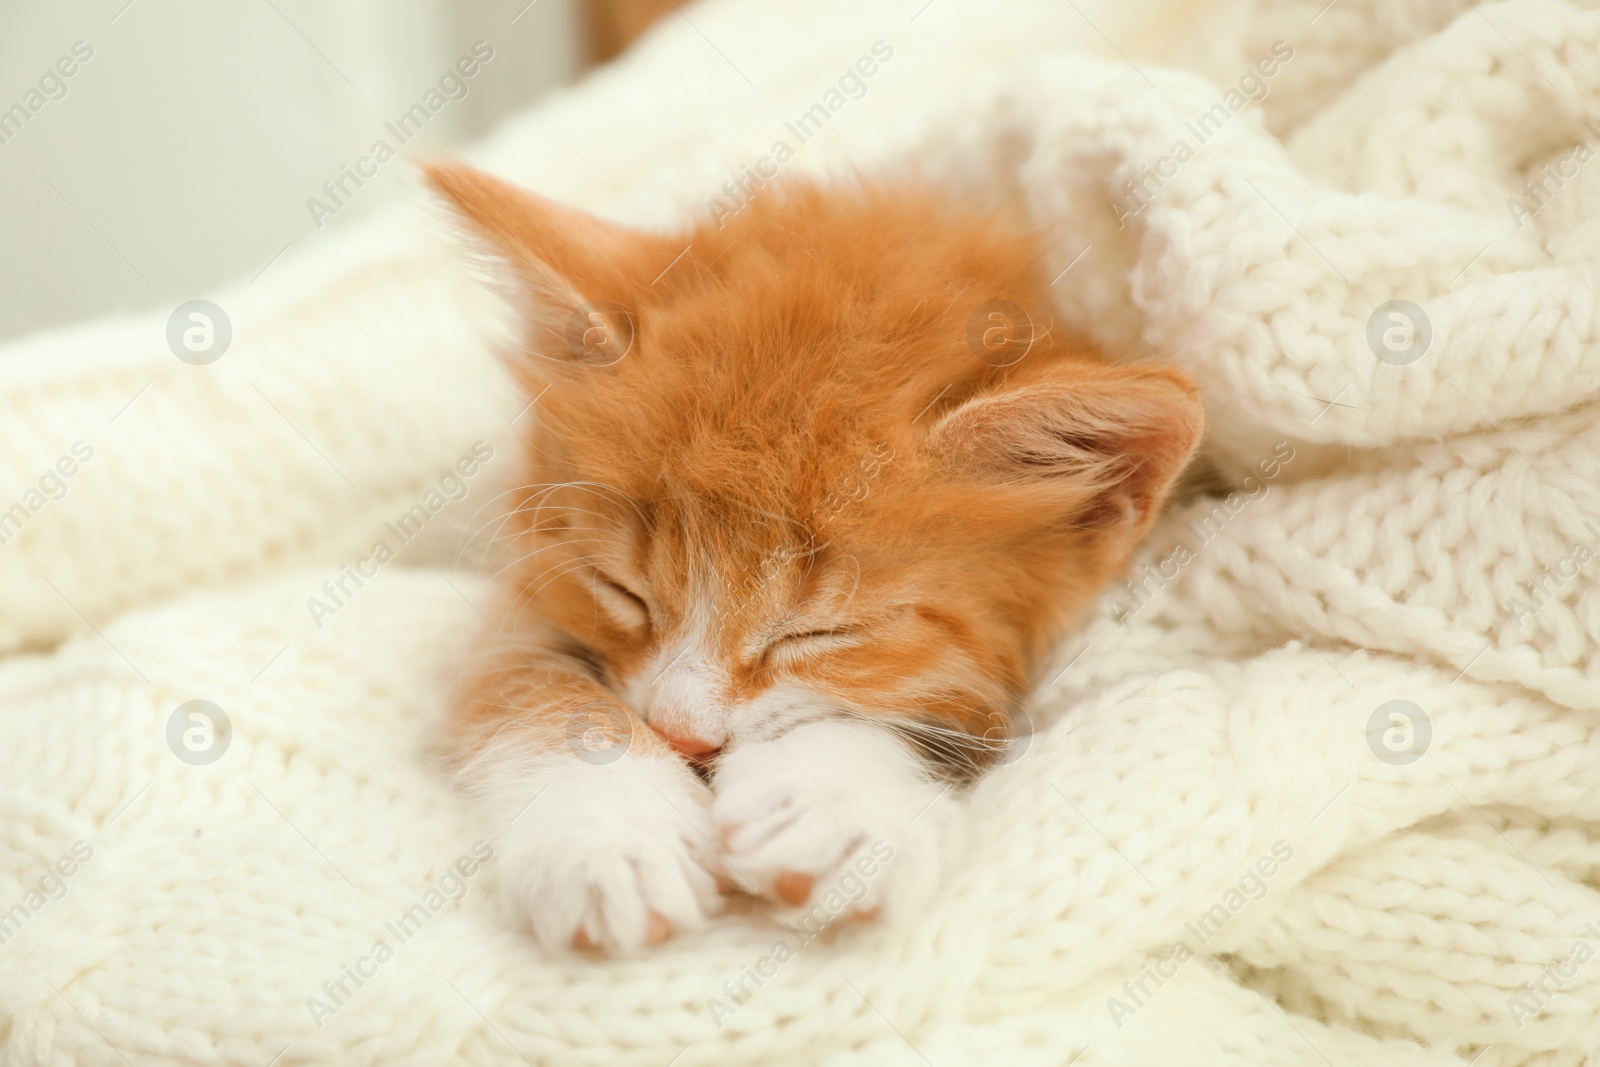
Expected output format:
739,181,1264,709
930,364,1203,531
422,160,664,367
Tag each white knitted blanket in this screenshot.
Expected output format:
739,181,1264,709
5,0,1600,1063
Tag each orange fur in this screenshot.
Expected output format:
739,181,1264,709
425,163,1203,951
427,162,1203,772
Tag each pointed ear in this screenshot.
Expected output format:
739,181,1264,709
929,363,1203,531
421,159,664,367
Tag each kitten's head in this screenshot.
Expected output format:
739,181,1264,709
429,163,1202,774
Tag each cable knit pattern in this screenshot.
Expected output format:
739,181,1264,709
3,0,1600,1063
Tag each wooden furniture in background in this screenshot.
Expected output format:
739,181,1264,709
585,0,678,62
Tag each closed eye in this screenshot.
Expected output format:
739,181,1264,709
765,628,860,665
593,573,650,630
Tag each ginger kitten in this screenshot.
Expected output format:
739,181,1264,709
425,162,1203,954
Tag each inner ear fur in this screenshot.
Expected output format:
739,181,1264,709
929,361,1204,532
421,159,674,367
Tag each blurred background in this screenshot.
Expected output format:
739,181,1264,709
0,0,677,346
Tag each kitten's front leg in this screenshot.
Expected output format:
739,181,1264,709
711,719,964,926
452,649,723,954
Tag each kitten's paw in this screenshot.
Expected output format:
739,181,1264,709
711,720,962,928
477,751,723,954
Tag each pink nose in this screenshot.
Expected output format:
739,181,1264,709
652,725,720,758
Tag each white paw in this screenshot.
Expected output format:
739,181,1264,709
470,749,724,954
711,719,962,928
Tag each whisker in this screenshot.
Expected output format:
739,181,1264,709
480,540,609,587
451,479,642,565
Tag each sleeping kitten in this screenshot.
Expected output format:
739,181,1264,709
426,162,1203,954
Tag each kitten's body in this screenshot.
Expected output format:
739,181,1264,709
427,164,1202,953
